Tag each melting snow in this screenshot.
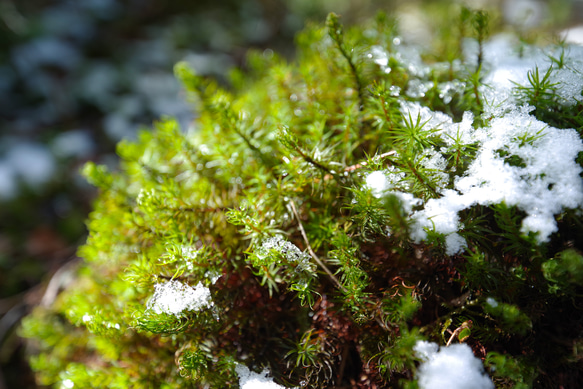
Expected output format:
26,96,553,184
147,280,213,316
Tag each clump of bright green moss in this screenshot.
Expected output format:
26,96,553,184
21,8,583,388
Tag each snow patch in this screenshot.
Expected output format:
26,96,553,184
364,36,583,256
235,364,295,389
147,280,213,316
365,170,422,215
408,105,583,253
366,170,391,198
414,341,494,389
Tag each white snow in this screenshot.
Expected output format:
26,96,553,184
366,170,391,198
502,0,546,29
235,364,295,389
363,37,583,255
479,34,548,115
257,236,314,272
418,149,448,188
146,280,213,316
399,101,455,141
549,46,583,106
407,38,583,254
365,170,422,216
481,35,583,109
369,45,391,73
414,341,494,389
561,25,583,46
409,107,583,253
392,191,423,215
406,79,433,98
438,79,466,104
61,379,75,389
444,233,467,256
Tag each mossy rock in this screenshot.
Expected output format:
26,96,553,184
21,8,583,389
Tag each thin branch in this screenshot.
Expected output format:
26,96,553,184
289,200,347,293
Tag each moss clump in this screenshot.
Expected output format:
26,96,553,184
21,8,583,389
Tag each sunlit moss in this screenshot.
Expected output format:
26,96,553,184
21,7,583,388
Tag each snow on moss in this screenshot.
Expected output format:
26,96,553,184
414,341,494,389
146,280,213,316
365,170,422,216
257,236,314,272
459,108,583,237
370,38,583,255
365,170,392,198
410,105,583,254
482,35,583,109
235,364,296,389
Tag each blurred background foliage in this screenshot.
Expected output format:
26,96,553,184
0,0,582,387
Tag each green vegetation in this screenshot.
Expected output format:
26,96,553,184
21,7,583,388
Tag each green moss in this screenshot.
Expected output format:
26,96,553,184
21,7,583,388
